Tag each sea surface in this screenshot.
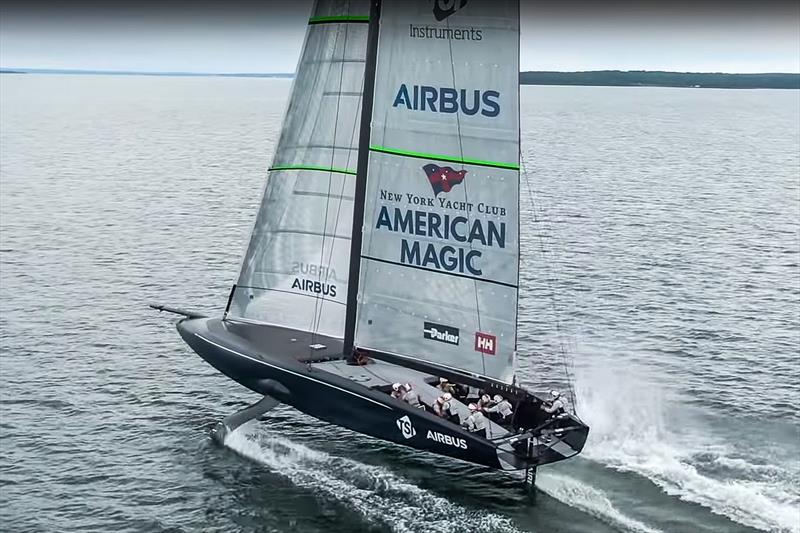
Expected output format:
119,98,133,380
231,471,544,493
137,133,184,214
1,75,798,533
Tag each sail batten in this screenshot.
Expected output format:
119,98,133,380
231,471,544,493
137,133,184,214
369,145,520,170
269,165,358,175
309,15,370,25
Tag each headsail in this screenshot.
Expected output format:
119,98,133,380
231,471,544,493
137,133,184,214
228,0,370,338
352,0,520,382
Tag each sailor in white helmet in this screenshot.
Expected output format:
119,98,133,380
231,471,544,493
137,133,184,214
461,403,488,438
485,394,513,423
437,377,456,396
478,393,494,410
401,383,423,409
434,392,458,422
390,382,404,400
542,390,565,417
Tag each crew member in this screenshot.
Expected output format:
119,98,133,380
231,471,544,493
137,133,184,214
402,383,423,409
541,390,565,417
454,382,470,402
391,382,403,400
434,392,458,423
437,377,456,396
478,393,494,410
461,403,488,438
485,394,513,423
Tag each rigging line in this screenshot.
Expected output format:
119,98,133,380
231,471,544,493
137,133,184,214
446,17,487,379
309,11,350,345
313,24,364,341
533,172,578,410
311,3,361,342
523,158,575,409
520,155,576,412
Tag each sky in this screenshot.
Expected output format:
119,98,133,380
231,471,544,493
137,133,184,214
1,1,798,73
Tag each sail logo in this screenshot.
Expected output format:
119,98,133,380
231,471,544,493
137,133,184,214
392,84,500,117
432,0,469,21
292,262,337,281
423,322,460,345
426,429,468,449
423,164,466,196
396,415,416,439
474,332,497,355
375,206,506,277
291,278,336,297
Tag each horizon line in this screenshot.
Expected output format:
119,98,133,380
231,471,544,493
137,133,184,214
2,67,799,76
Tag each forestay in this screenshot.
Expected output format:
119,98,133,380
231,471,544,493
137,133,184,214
228,0,370,337
354,0,520,382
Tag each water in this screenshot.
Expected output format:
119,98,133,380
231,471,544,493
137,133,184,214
1,75,798,533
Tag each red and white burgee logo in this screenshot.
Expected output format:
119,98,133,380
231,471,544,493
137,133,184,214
474,332,496,355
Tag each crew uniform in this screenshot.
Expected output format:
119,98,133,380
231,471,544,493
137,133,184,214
390,383,404,400
542,390,565,417
434,393,459,423
437,378,456,396
478,394,493,410
402,383,424,409
485,394,513,423
462,403,488,438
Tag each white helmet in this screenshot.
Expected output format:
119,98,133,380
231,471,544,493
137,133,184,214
550,390,561,399
439,377,449,384
493,394,503,402
443,393,453,401
481,394,490,402
392,383,401,391
468,403,478,411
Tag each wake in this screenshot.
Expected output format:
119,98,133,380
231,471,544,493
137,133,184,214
575,360,800,533
223,422,520,533
223,421,672,533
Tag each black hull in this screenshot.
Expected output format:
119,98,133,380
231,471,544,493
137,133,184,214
177,317,587,471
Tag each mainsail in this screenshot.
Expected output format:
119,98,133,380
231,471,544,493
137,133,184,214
228,1,370,338
352,0,520,382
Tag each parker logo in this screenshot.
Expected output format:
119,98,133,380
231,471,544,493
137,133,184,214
396,415,416,439
422,164,467,196
424,322,460,345
475,332,497,355
432,0,469,21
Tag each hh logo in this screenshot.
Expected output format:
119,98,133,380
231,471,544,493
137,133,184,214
396,415,416,439
475,332,497,355
423,164,467,196
433,0,469,21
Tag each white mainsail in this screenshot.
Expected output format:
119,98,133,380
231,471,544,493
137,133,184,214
353,0,520,382
228,1,370,337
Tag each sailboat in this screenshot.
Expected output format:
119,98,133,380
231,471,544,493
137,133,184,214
154,0,588,486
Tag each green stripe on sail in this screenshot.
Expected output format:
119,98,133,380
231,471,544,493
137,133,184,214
308,15,370,25
269,165,357,176
369,145,519,171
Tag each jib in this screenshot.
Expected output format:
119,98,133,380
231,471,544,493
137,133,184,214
393,84,500,117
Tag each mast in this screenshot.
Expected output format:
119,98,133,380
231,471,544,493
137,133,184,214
343,0,381,356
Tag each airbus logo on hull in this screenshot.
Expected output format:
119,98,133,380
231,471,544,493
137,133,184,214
426,429,468,449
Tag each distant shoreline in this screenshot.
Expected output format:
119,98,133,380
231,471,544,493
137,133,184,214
0,68,293,79
520,70,799,89
2,68,798,89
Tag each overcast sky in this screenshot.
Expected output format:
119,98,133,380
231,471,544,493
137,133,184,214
1,1,798,73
